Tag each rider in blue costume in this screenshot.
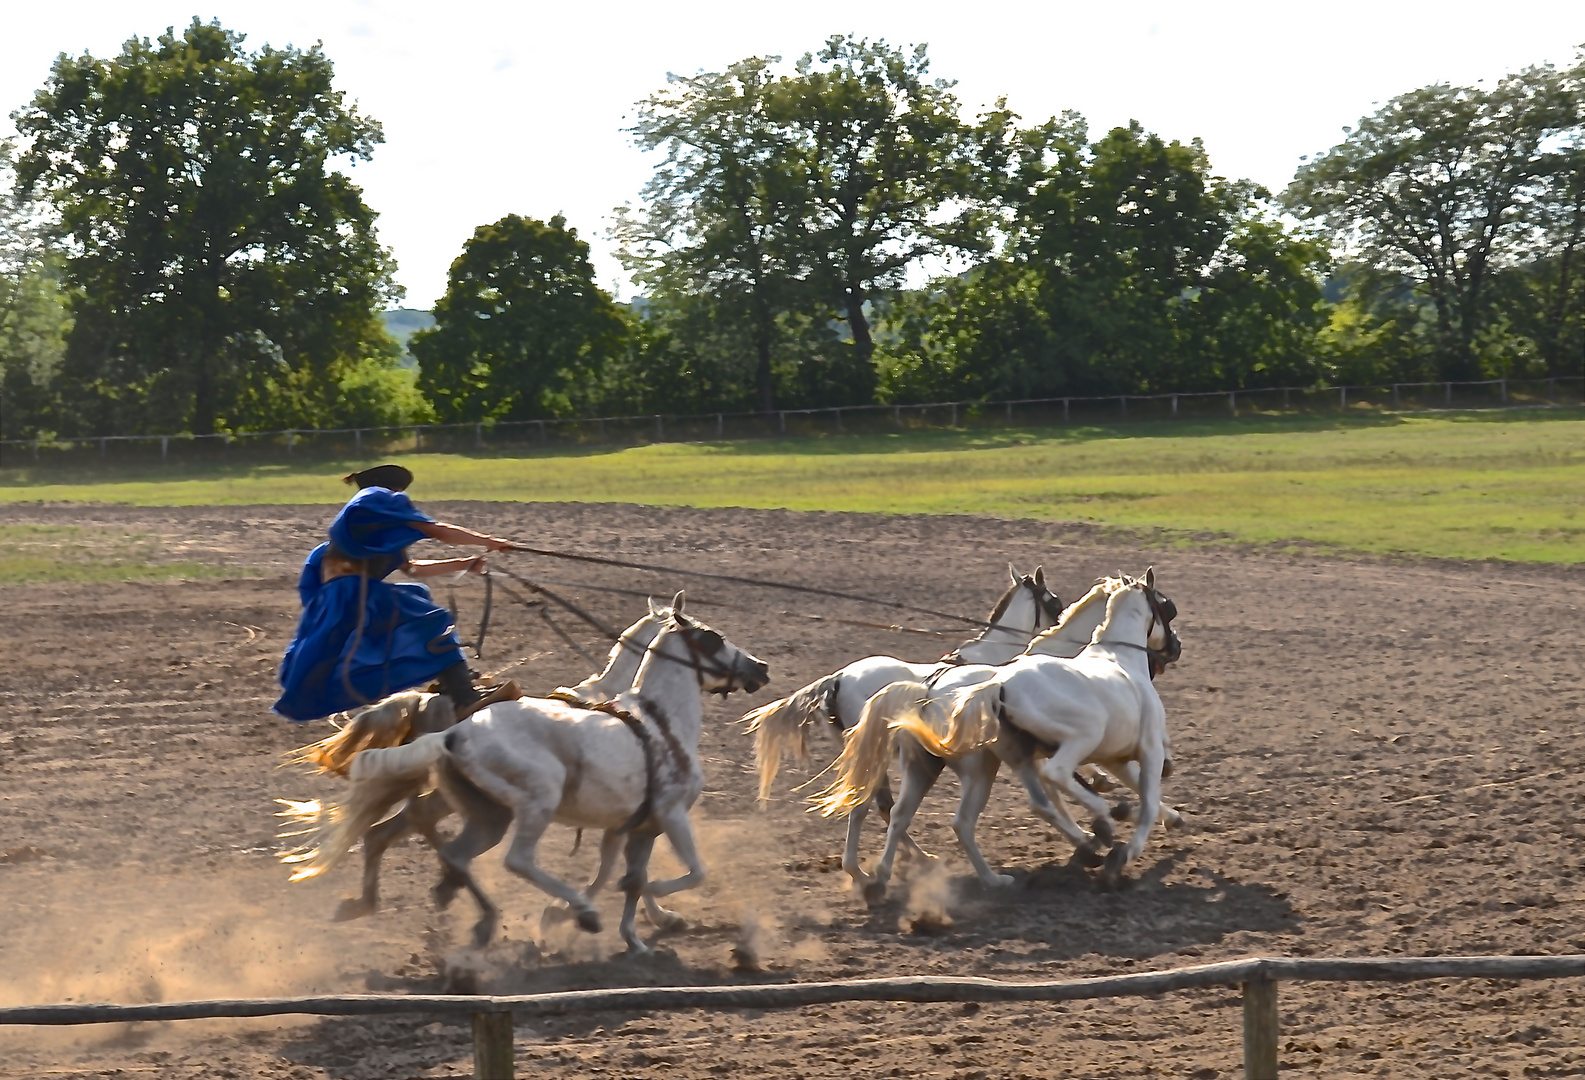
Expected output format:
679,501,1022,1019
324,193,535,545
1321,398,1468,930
274,464,515,721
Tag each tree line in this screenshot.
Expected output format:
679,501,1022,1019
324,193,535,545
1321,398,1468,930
2,21,1582,439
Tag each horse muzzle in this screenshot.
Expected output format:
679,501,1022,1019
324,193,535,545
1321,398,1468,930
735,659,771,694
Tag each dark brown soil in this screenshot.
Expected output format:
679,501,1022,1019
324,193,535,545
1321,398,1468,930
3,501,1585,1079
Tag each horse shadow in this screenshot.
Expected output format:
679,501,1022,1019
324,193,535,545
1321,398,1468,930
858,851,1299,963
275,942,778,1078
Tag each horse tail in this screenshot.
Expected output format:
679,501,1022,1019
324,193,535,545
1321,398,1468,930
279,732,449,881
285,691,432,777
896,680,1003,758
808,680,924,817
742,672,842,803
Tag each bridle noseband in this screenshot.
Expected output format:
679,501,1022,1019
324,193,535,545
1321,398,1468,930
1097,583,1179,678
941,577,1065,664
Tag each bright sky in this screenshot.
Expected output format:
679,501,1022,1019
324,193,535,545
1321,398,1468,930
4,2,1583,307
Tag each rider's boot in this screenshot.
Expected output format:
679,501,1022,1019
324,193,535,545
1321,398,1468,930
436,661,482,712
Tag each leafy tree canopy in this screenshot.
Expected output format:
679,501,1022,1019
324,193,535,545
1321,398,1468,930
415,214,628,422
14,17,401,435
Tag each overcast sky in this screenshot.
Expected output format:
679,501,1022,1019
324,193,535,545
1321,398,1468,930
4,1,1583,307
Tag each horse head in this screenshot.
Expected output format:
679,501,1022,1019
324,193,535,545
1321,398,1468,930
666,592,770,696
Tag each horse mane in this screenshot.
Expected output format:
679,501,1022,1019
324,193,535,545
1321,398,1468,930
983,579,1021,627
1026,577,1123,648
1089,575,1146,643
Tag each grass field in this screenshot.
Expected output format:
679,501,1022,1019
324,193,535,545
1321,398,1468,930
3,411,1583,562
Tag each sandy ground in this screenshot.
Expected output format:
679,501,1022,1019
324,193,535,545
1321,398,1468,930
2,501,1585,1079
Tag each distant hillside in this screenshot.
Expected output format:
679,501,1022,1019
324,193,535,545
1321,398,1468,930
382,308,434,369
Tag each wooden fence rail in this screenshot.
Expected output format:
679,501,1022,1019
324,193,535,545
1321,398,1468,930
2,955,1581,1079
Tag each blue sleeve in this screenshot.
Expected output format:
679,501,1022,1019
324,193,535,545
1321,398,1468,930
298,543,329,606
327,488,435,559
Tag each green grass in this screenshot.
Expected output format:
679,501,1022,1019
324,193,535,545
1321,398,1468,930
4,411,1584,563
0,524,241,584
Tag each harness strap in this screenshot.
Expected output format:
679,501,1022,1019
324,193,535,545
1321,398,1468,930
583,700,658,835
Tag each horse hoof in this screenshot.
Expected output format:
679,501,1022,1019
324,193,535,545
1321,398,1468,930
990,873,1016,889
1071,845,1105,869
576,909,602,934
862,881,888,908
332,897,377,922
651,912,687,933
1098,847,1129,889
1109,799,1134,822
1090,817,1116,848
471,918,498,947
623,940,651,957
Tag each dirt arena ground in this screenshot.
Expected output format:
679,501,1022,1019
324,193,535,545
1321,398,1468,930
3,500,1585,1079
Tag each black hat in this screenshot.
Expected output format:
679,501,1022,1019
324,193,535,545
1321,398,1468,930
343,464,414,491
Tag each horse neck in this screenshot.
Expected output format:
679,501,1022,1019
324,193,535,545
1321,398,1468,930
954,586,1040,665
1092,589,1152,649
624,627,706,746
565,617,660,700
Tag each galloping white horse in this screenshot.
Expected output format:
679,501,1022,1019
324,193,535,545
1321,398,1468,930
284,601,676,921
811,578,1131,896
744,565,1064,883
817,571,1180,893
284,596,769,953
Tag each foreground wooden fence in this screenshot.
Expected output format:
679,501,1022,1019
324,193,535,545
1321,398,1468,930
3,955,1583,1078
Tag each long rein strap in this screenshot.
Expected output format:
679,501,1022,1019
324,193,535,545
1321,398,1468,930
489,568,730,682
504,544,994,630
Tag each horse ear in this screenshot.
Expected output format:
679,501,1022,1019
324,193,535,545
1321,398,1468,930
1008,562,1020,584
672,590,686,614
647,595,663,616
1144,566,1156,588
1033,565,1045,586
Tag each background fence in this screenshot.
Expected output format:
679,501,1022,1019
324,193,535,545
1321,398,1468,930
4,377,1582,469
2,954,1583,1079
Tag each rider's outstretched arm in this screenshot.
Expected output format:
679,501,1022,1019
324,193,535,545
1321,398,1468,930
416,521,515,551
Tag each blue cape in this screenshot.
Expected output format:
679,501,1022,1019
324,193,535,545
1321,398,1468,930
274,487,465,721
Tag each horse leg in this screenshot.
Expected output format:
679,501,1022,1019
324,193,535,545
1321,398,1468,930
617,830,660,955
499,805,602,937
336,788,451,922
1009,758,1097,857
1038,742,1120,853
1105,760,1183,829
865,740,943,906
1103,752,1165,888
643,806,707,900
542,828,624,933
431,802,511,947
841,800,874,889
951,749,1013,888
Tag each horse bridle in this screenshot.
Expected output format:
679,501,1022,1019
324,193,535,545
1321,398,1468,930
941,576,1065,665
1097,582,1179,677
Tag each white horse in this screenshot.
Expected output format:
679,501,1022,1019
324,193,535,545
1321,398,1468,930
284,596,769,953
811,577,1133,897
282,600,675,922
744,564,1064,882
817,571,1180,893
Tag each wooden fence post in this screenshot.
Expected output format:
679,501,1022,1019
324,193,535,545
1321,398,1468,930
779,411,786,434
1500,378,1508,404
1282,387,1290,411
1339,387,1346,411
354,428,362,455
414,428,422,452
1445,381,1452,405
716,413,723,437
472,1009,514,1079
1005,400,1013,422
1228,391,1236,417
537,420,547,444
161,436,169,462
655,414,664,441
1119,395,1127,419
835,407,844,432
1242,977,1279,1079
949,403,957,427
286,431,294,455
894,405,902,427
1171,394,1178,417
1062,398,1070,423
475,422,483,449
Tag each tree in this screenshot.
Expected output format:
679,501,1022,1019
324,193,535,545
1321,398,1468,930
617,57,806,413
14,18,399,435
0,139,70,441
1286,62,1583,379
773,37,983,398
415,214,627,421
